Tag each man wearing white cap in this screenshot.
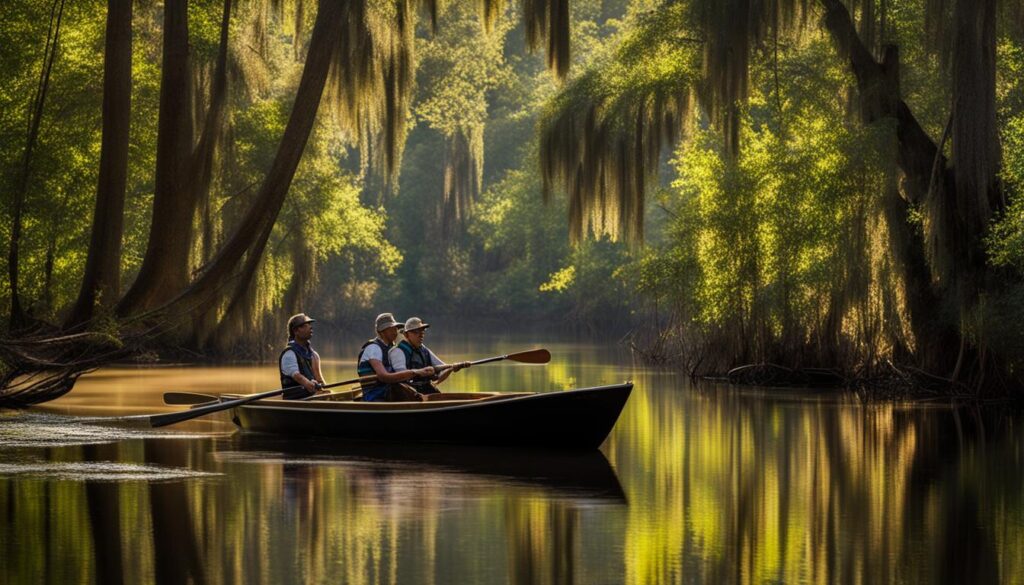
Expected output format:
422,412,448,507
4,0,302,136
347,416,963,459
390,317,470,395
356,312,436,401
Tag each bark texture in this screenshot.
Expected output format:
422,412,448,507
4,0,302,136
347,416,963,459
66,0,133,328
116,0,194,316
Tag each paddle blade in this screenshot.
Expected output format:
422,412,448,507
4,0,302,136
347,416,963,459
163,392,218,405
505,349,551,364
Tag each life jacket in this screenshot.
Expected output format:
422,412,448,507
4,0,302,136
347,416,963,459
397,339,432,370
397,340,440,394
279,340,315,399
357,338,393,399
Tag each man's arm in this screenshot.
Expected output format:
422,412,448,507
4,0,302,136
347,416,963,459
430,349,468,384
312,351,325,384
368,359,433,383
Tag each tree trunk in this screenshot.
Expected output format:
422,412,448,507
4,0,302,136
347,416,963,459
949,0,1001,293
65,0,133,328
7,0,65,329
165,0,343,321
819,0,962,370
116,0,194,316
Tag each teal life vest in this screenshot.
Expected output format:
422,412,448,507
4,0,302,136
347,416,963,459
357,338,393,399
397,340,440,394
279,341,315,399
397,339,432,370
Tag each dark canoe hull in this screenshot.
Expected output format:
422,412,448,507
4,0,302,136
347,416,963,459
233,383,633,450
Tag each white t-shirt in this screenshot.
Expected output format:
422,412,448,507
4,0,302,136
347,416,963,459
389,345,444,371
360,342,385,364
280,347,320,377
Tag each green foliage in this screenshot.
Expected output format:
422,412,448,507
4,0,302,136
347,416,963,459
556,11,918,370
415,2,514,137
6,0,1023,378
468,168,570,313
989,82,1024,273
1,1,105,318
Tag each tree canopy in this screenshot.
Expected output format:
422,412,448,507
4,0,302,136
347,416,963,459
3,0,1024,401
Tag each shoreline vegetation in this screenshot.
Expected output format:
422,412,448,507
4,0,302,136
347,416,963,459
4,0,1024,406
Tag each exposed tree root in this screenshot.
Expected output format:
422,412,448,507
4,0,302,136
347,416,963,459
0,329,143,407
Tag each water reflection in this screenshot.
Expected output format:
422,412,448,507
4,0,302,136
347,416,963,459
222,438,626,500
614,381,1024,584
2,340,1024,583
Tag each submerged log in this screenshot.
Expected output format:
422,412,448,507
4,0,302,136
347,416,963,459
723,363,846,388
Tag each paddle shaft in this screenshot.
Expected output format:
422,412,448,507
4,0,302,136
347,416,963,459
149,375,376,427
435,348,551,372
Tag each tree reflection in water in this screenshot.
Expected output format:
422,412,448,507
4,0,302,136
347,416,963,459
2,375,1024,584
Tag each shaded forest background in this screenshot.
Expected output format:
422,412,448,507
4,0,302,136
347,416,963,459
4,0,1024,399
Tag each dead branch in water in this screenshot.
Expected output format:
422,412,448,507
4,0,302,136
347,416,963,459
0,327,153,407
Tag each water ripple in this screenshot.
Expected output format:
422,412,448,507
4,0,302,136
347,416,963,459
0,461,220,481
0,411,229,448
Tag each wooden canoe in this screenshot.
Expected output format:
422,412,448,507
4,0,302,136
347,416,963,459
226,382,633,450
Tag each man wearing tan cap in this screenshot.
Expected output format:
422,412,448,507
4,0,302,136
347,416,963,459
356,312,436,401
390,317,470,395
279,313,325,399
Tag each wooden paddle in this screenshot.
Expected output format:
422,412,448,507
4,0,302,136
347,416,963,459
149,375,377,428
438,348,551,370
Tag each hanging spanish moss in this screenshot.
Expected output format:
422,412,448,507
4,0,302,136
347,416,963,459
441,125,484,237
694,0,807,156
294,0,306,59
323,0,432,183
477,0,570,77
913,0,1003,315
540,4,698,243
539,0,811,244
228,1,275,99
478,0,503,32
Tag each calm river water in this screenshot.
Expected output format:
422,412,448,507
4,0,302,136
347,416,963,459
1,332,1022,584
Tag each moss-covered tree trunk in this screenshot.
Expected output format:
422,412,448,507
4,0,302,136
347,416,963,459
116,0,194,317
65,0,133,328
820,0,1004,382
165,0,343,330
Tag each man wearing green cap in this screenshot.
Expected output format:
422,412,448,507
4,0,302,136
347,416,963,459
390,317,471,395
279,313,325,399
356,312,436,401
